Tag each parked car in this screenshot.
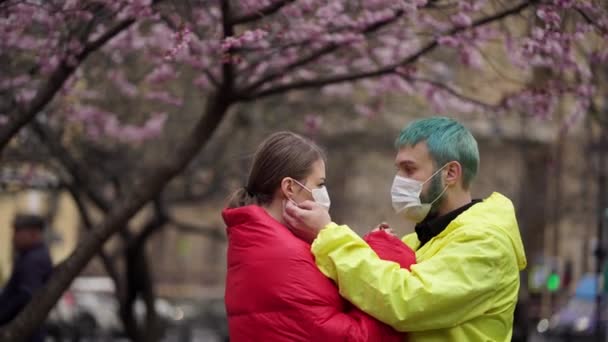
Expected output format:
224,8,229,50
47,276,184,340
539,273,608,341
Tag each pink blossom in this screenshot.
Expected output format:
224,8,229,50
4,0,608,143
144,91,183,107
355,104,376,118
68,105,167,143
575,84,595,98
321,83,354,96
423,85,447,113
459,46,483,68
377,75,414,93
553,0,575,9
505,89,559,120
451,13,472,27
109,71,138,98
591,50,608,64
221,29,268,52
536,6,561,28
438,36,459,48
145,64,177,84
193,74,211,90
560,100,588,136
139,112,168,140
17,89,37,103
0,75,30,90
396,65,417,78
164,27,192,61
532,27,545,40
304,114,323,134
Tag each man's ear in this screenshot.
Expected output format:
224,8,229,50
445,161,462,186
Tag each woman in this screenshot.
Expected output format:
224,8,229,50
223,131,415,341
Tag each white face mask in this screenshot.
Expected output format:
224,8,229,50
291,179,331,210
391,164,449,223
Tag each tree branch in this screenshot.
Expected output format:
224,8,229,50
30,121,112,212
230,0,296,25
405,76,500,109
130,198,168,251
63,182,124,299
241,8,405,94
238,0,537,101
221,0,235,89
576,8,608,35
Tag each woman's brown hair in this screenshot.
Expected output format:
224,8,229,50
227,131,325,208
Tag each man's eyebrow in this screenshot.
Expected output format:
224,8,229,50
396,160,416,168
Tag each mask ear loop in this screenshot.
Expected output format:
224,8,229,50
423,164,451,206
422,163,450,186
429,183,449,206
291,178,312,193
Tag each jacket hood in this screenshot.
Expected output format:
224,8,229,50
222,205,270,229
456,192,527,270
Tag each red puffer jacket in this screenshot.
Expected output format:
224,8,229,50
223,205,415,341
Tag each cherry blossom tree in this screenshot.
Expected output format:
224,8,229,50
1,0,607,339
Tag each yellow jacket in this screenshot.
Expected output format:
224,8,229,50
311,192,527,342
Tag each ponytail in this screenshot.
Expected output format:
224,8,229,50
226,187,257,209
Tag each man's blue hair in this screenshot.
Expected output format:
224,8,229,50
395,116,479,189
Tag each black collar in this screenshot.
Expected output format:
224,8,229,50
415,199,482,248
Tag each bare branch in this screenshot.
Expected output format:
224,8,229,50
169,216,225,240
204,69,220,88
130,198,168,250
230,0,296,25
63,182,124,297
30,121,112,212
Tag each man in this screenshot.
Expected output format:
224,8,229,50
284,116,527,341
0,214,53,342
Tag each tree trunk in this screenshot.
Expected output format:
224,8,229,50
120,244,158,342
121,203,166,342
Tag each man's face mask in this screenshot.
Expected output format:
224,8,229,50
390,164,449,223
291,179,331,210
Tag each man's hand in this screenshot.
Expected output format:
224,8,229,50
372,222,390,232
284,200,331,243
370,222,396,236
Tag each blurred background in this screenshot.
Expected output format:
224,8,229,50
1,0,607,341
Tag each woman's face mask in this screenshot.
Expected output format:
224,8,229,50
291,179,331,210
390,164,449,223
